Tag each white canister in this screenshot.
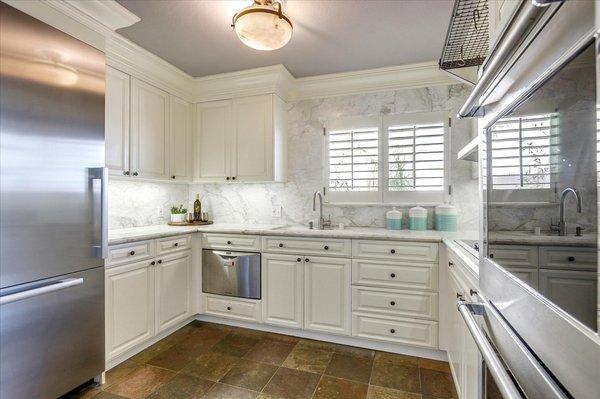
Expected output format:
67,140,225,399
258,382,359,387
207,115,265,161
409,206,428,231
386,207,403,230
435,204,457,232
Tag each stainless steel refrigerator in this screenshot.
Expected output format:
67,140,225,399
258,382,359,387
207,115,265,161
0,3,107,398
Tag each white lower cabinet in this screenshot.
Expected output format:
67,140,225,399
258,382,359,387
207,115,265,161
352,313,438,348
105,260,155,360
155,252,192,333
262,253,304,329
204,294,262,322
304,256,351,336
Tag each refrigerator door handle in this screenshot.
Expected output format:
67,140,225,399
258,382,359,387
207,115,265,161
90,167,108,259
0,278,84,305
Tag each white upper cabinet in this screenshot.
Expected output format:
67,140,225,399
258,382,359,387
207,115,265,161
130,78,170,180
169,95,193,181
194,94,287,183
105,66,130,176
194,100,232,182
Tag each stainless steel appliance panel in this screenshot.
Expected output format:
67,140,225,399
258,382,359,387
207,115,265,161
202,250,261,299
0,267,104,399
0,3,106,289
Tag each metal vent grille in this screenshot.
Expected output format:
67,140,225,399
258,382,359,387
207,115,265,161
439,0,489,70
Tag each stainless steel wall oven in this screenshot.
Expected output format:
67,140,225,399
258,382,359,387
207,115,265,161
460,1,600,398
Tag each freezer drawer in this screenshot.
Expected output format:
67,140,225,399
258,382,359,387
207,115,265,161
0,267,104,399
202,249,261,299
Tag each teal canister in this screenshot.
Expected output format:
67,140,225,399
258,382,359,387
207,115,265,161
409,206,427,230
386,207,403,230
435,204,457,231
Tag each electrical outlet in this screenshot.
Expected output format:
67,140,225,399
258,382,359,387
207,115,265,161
271,205,282,218
157,207,164,217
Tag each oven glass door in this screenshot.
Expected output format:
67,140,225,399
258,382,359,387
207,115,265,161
483,42,598,332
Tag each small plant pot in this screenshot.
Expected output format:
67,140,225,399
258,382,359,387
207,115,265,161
170,213,186,223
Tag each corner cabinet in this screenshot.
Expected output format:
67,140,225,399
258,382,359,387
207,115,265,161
105,68,192,181
194,94,287,183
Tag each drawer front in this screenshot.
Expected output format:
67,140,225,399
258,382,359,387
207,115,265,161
352,259,438,291
539,247,596,271
107,240,155,267
352,286,438,320
488,245,538,268
201,234,261,251
352,313,438,348
262,236,351,257
352,240,438,262
203,294,261,322
156,234,192,256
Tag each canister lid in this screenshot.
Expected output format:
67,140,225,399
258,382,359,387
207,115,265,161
386,207,402,219
435,204,457,215
409,206,427,216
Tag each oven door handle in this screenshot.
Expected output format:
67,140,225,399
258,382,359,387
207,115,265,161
457,299,523,399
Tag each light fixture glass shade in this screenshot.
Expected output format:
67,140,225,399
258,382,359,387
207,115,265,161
233,5,292,51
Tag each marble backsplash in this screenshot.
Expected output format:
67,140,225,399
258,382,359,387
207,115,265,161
108,83,480,231
108,179,188,229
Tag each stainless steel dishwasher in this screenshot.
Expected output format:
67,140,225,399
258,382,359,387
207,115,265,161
202,249,261,299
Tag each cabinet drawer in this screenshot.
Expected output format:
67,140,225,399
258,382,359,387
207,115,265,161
156,234,192,255
352,240,438,262
107,240,155,267
201,234,261,251
539,247,595,271
352,313,438,348
352,259,438,291
488,245,538,268
262,236,351,257
352,286,438,320
203,294,262,322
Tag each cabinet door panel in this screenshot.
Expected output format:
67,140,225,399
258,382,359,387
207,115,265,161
233,95,273,181
262,254,303,328
304,256,351,335
195,100,231,181
156,252,191,332
106,261,154,360
105,66,130,175
169,95,192,181
131,78,169,179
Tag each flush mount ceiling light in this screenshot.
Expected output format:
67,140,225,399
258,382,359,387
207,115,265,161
231,0,293,51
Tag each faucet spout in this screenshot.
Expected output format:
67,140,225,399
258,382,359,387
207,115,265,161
312,191,330,230
555,187,583,236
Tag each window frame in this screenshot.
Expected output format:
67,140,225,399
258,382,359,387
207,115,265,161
323,111,450,204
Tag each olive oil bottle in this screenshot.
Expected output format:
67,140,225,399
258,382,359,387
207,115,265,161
193,194,202,221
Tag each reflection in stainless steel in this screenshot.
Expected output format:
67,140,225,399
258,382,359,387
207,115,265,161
550,187,582,236
0,3,106,398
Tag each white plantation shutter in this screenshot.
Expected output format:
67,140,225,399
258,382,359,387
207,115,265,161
387,122,445,191
490,114,557,190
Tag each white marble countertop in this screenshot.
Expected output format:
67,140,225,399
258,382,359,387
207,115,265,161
108,223,479,245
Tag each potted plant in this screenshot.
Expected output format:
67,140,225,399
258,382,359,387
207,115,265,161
170,204,187,223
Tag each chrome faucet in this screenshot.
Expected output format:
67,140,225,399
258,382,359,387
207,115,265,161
312,191,331,230
551,187,582,236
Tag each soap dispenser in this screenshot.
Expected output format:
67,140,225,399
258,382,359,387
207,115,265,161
386,207,402,230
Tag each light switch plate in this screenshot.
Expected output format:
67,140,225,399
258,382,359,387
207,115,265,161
271,205,282,218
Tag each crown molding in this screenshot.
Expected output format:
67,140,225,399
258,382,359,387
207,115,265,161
106,34,195,102
192,64,295,103
47,0,140,33
289,61,457,101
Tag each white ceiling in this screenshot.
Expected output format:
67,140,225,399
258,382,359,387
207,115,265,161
116,0,454,78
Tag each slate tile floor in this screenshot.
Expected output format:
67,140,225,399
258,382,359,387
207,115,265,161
66,321,457,399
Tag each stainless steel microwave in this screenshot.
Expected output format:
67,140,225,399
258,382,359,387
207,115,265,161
460,1,600,398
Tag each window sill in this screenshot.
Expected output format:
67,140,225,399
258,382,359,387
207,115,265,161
324,201,444,208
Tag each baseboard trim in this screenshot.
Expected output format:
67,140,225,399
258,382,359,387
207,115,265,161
196,314,448,361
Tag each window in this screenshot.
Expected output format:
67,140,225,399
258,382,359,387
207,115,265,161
325,112,449,203
490,113,557,190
